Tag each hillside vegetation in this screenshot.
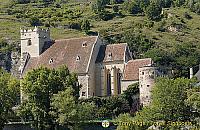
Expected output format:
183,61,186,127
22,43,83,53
1,0,200,77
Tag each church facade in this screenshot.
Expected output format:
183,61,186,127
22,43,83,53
20,27,159,106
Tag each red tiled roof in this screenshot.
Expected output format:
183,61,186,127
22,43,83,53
123,58,152,81
96,43,127,63
24,36,98,74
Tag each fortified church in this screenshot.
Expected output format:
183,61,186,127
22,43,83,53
20,27,159,106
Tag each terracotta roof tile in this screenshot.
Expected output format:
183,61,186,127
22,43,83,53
96,43,127,63
24,36,98,74
123,58,152,81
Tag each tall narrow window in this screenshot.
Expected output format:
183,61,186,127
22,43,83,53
117,69,121,94
107,71,111,96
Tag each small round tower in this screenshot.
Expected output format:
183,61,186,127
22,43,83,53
139,66,159,106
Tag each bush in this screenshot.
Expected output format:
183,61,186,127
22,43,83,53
184,12,192,19
81,19,90,34
113,5,119,13
29,17,41,26
98,11,114,21
65,20,81,30
145,2,162,20
123,1,142,14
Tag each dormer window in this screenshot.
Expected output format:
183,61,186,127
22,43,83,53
107,52,112,60
82,41,87,47
108,52,112,57
49,58,53,64
27,39,32,46
76,56,80,61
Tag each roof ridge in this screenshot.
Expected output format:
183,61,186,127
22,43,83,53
55,36,98,42
106,43,127,46
127,58,152,63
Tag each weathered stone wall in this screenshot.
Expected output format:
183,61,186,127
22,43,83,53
20,27,50,58
121,80,138,93
95,61,125,96
139,66,158,106
87,36,103,97
78,75,89,98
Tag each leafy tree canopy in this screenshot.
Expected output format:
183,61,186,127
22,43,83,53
0,69,20,129
17,66,79,130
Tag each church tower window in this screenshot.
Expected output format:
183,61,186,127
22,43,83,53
27,39,32,46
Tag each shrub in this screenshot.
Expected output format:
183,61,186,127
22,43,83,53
113,5,119,13
123,1,142,14
184,12,192,19
66,20,81,30
81,19,90,34
98,11,114,21
29,17,41,26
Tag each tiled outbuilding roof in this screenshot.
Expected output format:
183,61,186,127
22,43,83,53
23,36,98,74
96,43,127,63
123,58,152,81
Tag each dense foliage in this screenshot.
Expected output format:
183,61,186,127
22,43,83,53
17,66,80,129
0,69,20,129
116,77,200,130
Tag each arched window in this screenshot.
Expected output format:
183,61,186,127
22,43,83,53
27,39,32,46
117,69,122,94
107,69,111,96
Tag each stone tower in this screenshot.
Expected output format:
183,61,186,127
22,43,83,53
20,26,51,58
139,66,159,106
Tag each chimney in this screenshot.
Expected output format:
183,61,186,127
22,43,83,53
190,68,193,79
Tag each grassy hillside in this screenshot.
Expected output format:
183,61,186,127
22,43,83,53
1,0,200,76
0,1,199,45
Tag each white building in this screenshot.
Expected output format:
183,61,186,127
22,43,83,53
20,27,158,103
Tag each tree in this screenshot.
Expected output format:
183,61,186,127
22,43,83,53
80,96,130,119
121,83,139,111
17,66,79,130
81,19,90,34
145,2,162,20
51,87,96,129
113,5,119,13
174,0,185,7
132,77,194,129
123,1,142,14
0,69,20,129
29,16,41,26
186,85,200,128
122,29,155,58
91,0,106,14
0,39,13,71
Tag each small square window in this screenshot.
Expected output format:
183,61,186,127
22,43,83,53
142,72,144,75
82,92,86,96
147,85,150,87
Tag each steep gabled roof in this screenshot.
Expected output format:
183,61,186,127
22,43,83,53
23,36,98,74
123,58,152,81
96,43,127,63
